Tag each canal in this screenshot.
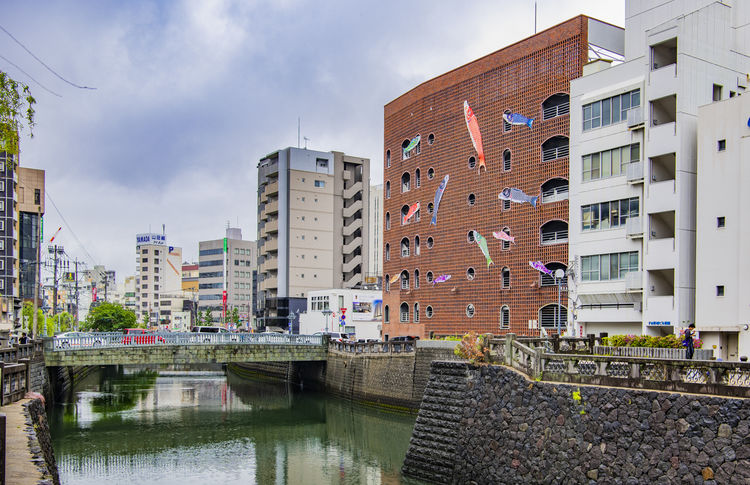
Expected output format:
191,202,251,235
49,367,423,485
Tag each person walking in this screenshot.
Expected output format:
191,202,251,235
683,323,695,359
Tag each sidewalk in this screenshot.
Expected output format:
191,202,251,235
2,398,46,485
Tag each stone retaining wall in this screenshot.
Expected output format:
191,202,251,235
403,362,750,484
326,343,459,410
28,360,48,395
23,398,60,485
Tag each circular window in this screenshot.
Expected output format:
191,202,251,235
467,231,475,243
426,271,434,283
426,306,434,318
427,167,435,180
468,156,476,169
427,237,434,249
466,304,475,318
428,133,435,145
467,267,475,280
468,193,476,206
428,202,434,214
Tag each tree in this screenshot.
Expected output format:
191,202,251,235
195,310,203,326
21,301,45,336
83,302,136,332
230,307,240,326
53,312,73,333
0,71,35,158
204,310,213,325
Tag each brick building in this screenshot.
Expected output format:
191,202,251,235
382,16,623,338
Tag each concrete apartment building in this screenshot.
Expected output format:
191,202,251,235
382,16,621,338
198,227,256,328
0,152,19,330
568,0,749,338
695,94,750,359
256,147,370,331
367,184,383,288
135,232,182,326
18,167,44,306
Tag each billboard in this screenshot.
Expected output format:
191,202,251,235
351,295,383,321
136,233,166,246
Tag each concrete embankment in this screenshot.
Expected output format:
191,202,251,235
2,397,59,485
231,341,459,411
403,361,750,484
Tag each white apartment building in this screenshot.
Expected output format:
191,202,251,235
569,0,749,338
298,288,382,340
695,94,750,360
256,147,371,330
135,233,182,326
197,227,257,328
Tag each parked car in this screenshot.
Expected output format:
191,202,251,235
313,331,351,342
390,336,420,341
122,328,165,345
190,326,237,342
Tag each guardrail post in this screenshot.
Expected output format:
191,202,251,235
533,347,543,378
551,334,560,353
505,334,515,366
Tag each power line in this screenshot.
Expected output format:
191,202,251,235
0,53,62,97
0,23,96,90
45,189,98,267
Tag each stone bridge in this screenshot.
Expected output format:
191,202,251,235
43,333,327,367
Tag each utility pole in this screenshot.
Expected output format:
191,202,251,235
74,259,80,328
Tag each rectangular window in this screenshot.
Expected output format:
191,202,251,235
718,139,726,151
582,90,640,132
582,144,639,182
580,251,639,281
314,180,325,188
717,216,725,228
581,198,639,232
717,285,725,297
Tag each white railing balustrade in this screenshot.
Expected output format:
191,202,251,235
49,332,324,350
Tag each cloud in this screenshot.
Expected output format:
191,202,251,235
1,0,624,282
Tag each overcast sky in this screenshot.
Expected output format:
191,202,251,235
2,0,624,283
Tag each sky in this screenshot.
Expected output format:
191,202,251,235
1,0,624,284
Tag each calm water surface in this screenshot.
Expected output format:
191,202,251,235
49,367,423,485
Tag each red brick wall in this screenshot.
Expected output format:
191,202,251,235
382,16,588,339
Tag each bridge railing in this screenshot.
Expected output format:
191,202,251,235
329,340,417,354
46,332,324,350
501,333,750,398
0,339,44,406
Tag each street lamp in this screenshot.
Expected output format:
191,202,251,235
322,308,333,334
554,268,566,336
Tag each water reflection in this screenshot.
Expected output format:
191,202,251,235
50,367,422,485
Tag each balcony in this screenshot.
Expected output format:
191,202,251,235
646,237,676,270
541,184,568,204
647,179,677,212
625,271,643,291
265,181,279,196
343,199,362,218
261,274,278,290
343,181,362,200
343,218,362,237
266,219,278,234
626,216,643,238
343,272,362,289
266,200,278,215
260,256,278,273
342,254,362,274
648,63,677,99
343,236,362,255
265,238,278,253
627,107,644,130
627,161,643,184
